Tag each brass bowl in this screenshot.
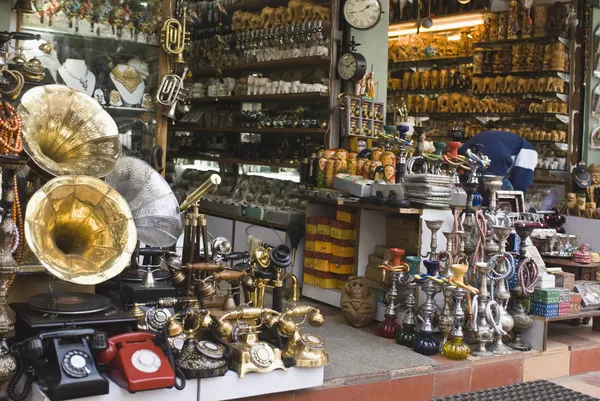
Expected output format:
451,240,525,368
25,176,137,285
18,84,120,177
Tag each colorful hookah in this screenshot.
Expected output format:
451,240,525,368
416,260,445,330
378,248,409,338
405,256,421,276
486,225,516,355
471,262,495,357
422,142,447,175
442,264,478,360
507,222,541,351
438,284,456,350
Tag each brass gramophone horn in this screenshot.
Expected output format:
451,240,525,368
25,176,137,285
18,85,121,177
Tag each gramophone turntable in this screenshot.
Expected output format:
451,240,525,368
11,292,137,340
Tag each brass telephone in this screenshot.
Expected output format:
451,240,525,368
212,308,287,378
268,306,329,368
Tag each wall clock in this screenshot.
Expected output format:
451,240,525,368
337,52,367,82
343,0,383,30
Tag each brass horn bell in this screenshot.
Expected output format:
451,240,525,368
18,85,121,178
25,176,137,285
12,0,36,13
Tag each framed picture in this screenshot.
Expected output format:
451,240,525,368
496,190,525,213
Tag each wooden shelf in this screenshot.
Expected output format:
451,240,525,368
188,92,329,104
168,152,301,168
193,56,331,78
388,88,471,95
474,70,568,78
169,124,327,135
298,194,422,215
474,92,568,98
536,167,567,172
409,112,568,120
475,35,569,48
533,178,567,185
388,56,473,69
199,207,289,230
224,0,328,12
20,25,159,50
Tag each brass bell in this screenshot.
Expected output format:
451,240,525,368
254,246,270,269
168,317,183,337
12,0,36,13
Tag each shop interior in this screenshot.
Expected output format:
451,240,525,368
2,0,600,400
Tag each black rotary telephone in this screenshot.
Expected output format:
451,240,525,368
8,328,109,401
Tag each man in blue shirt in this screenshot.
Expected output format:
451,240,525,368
459,130,538,193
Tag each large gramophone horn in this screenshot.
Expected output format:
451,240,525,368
105,156,182,248
17,85,121,178
25,176,137,285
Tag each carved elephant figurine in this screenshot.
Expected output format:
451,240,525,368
472,77,483,94
402,72,411,90
392,78,401,90
471,97,480,113
450,93,463,113
421,70,431,90
537,77,548,92
261,7,277,28
482,77,496,93
276,6,291,25
288,0,307,24
406,95,414,112
505,75,518,93
461,95,472,112
438,94,450,113
431,70,440,89
232,10,247,30
517,78,528,92
527,78,537,92
423,96,430,113
241,12,252,30
312,5,331,21
549,77,565,93
414,95,425,113
494,76,505,93
439,69,448,89
528,102,543,113
410,71,420,90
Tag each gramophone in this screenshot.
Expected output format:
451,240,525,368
105,156,183,302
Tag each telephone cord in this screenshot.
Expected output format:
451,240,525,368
7,343,33,401
161,325,186,390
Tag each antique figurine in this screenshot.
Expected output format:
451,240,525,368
341,277,377,327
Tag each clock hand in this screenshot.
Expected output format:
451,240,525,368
348,4,373,14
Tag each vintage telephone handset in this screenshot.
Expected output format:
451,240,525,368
96,331,186,392
8,328,109,401
268,306,329,368
211,307,288,378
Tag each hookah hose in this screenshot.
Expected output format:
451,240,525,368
518,258,539,296
472,295,479,332
470,210,487,268
160,325,186,390
485,300,509,337
7,343,33,401
488,252,516,300
452,209,463,254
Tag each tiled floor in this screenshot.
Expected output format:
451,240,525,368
552,372,600,399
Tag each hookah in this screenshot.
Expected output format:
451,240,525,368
395,125,412,184
422,142,447,175
486,225,516,355
416,260,445,330
483,175,504,213
405,256,421,276
377,249,409,338
422,220,444,261
471,262,496,357
396,280,419,348
442,264,478,360
438,284,456,350
507,222,541,351
412,271,446,355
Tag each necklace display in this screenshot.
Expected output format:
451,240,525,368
63,64,89,90
111,65,142,93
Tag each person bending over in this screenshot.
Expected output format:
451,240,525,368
459,130,537,193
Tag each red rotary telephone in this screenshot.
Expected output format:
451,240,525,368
96,332,176,392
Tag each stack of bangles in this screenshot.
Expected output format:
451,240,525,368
0,68,25,100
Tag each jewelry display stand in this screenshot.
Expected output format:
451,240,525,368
58,59,95,96
110,63,146,106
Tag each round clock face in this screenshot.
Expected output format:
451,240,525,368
344,0,382,30
338,53,358,81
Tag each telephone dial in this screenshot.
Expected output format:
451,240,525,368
8,328,109,401
96,332,185,392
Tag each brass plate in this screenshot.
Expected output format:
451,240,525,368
18,85,121,177
25,176,137,285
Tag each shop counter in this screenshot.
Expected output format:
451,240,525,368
30,367,325,401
